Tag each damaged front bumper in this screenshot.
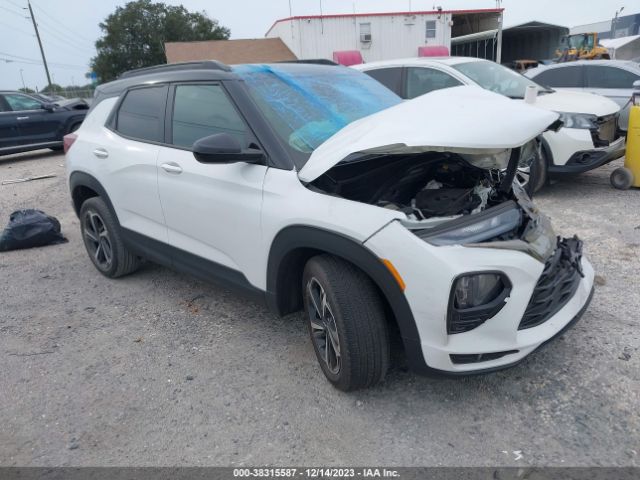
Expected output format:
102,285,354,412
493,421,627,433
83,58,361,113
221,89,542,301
549,135,626,175
363,193,595,374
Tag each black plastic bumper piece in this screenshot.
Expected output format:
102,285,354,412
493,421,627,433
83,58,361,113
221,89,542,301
548,142,625,176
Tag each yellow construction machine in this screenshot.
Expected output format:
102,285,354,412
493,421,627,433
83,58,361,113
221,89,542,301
555,33,610,62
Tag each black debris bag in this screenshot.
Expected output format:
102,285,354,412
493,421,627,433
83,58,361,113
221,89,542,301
0,209,68,252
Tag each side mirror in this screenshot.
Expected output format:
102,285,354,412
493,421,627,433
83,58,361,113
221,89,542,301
633,80,640,90
192,133,264,164
42,103,55,112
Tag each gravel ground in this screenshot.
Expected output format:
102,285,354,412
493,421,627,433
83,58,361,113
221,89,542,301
0,150,638,467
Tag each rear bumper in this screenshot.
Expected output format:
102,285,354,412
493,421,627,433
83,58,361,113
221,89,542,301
549,136,626,175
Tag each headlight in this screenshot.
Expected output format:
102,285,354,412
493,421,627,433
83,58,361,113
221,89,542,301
557,112,598,129
448,272,512,333
461,149,511,170
418,203,522,246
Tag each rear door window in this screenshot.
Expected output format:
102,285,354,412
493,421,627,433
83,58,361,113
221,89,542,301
406,67,463,98
170,84,248,149
533,66,584,88
585,66,640,89
115,85,167,143
364,67,404,97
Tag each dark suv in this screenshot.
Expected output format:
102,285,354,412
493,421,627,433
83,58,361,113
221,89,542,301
0,91,88,156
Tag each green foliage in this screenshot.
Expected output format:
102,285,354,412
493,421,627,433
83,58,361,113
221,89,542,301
18,87,36,94
41,83,64,93
91,0,230,82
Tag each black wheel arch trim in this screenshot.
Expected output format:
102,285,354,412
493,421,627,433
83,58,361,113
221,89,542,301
266,224,430,374
69,171,118,221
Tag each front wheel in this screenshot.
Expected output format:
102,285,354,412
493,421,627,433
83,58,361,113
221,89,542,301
302,255,389,391
521,147,548,196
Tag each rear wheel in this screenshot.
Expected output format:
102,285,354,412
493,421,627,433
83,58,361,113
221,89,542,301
302,255,389,391
79,197,140,278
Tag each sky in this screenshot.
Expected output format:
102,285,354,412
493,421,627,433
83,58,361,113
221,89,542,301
0,0,633,91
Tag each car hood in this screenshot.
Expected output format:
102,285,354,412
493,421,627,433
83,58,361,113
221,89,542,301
527,89,621,116
55,98,88,109
298,85,559,183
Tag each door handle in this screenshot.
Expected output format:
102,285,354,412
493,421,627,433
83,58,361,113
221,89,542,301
93,148,109,159
16,116,29,121
161,162,183,174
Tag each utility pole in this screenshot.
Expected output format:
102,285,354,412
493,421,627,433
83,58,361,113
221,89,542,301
613,7,624,39
26,0,52,88
20,69,26,91
495,0,503,64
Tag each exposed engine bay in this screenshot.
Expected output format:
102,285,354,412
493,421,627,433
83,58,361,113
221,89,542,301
309,149,557,261
309,152,512,221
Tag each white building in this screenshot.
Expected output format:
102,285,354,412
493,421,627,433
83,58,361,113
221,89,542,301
265,9,501,63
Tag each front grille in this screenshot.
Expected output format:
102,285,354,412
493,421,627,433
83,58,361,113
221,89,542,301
519,236,583,330
592,114,618,146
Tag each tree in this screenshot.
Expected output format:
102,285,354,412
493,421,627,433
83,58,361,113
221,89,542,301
41,83,64,94
91,0,230,82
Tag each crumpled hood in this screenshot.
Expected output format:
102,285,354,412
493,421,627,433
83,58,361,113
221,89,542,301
298,85,559,182
55,98,88,109
529,89,620,116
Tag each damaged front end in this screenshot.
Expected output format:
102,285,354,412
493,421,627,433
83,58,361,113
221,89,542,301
309,140,560,263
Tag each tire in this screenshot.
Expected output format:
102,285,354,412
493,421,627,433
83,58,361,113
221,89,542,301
610,167,634,190
528,147,548,195
79,197,141,278
302,254,389,391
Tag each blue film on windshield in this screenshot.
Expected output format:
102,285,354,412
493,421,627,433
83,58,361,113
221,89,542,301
234,64,400,152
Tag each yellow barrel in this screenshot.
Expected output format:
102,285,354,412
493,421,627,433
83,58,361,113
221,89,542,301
626,104,640,187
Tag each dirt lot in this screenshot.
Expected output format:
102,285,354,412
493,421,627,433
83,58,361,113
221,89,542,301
0,150,638,467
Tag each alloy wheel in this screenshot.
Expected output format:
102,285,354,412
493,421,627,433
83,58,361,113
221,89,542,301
306,277,341,375
83,210,113,269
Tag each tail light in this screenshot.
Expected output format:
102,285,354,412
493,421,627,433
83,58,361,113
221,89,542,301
63,133,78,154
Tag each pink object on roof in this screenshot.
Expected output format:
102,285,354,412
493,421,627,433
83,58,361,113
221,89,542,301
418,46,449,57
332,50,364,66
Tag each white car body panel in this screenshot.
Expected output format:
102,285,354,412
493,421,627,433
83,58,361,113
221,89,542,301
67,97,168,243
298,85,559,182
156,146,267,274
354,57,624,169
531,89,619,116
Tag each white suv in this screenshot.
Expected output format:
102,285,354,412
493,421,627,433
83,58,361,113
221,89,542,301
65,61,594,391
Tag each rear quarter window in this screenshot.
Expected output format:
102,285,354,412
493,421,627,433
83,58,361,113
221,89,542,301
115,86,167,143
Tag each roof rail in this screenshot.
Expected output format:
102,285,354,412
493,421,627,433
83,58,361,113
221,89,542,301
119,60,231,79
277,59,338,66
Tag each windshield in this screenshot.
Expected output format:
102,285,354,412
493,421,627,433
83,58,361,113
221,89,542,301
234,64,401,165
452,60,550,99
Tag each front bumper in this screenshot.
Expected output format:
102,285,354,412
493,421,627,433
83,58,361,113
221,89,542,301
548,136,626,175
364,221,595,375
